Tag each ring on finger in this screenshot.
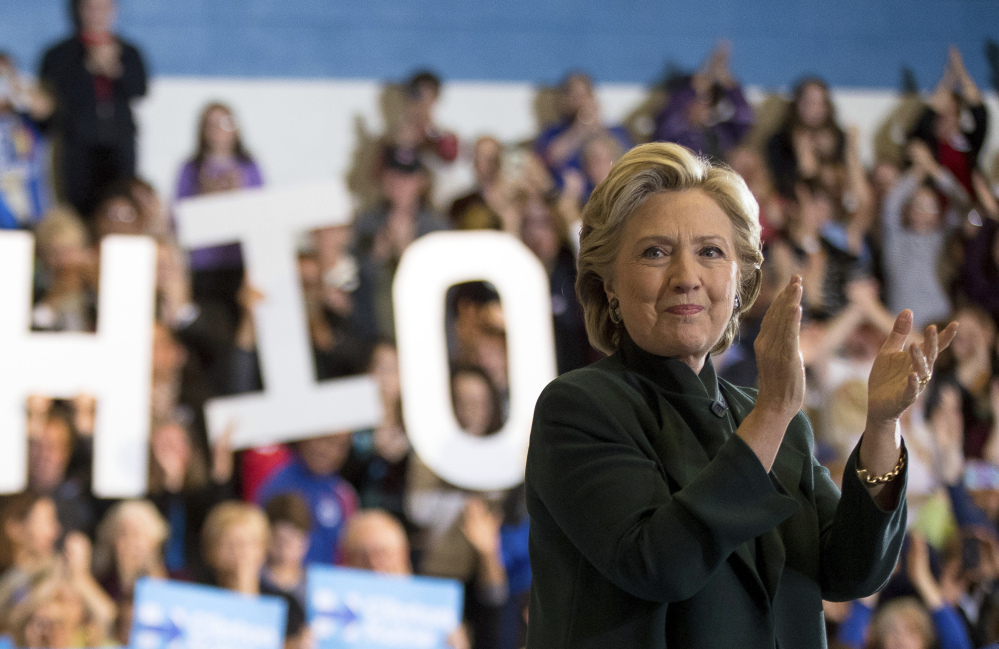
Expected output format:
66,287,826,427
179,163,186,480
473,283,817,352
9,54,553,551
917,374,932,387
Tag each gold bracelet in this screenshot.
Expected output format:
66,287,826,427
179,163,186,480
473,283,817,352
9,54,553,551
856,446,907,485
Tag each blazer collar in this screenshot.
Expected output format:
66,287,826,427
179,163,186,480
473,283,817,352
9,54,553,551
617,332,720,402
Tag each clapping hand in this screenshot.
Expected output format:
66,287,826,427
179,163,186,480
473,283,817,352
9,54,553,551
866,310,958,426
754,276,805,421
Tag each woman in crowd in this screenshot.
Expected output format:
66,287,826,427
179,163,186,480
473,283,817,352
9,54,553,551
147,418,233,577
407,366,504,572
176,103,262,202
0,492,61,614
653,40,754,160
91,499,169,601
935,306,998,459
31,207,97,333
526,142,956,648
200,501,308,649
518,193,591,374
767,77,846,199
261,493,311,606
341,340,412,526
910,47,988,196
176,102,263,323
7,576,105,649
880,140,970,329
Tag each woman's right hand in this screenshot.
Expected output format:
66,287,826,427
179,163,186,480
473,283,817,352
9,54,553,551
753,276,805,423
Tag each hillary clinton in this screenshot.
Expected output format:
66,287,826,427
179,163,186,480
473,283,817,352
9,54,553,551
524,142,957,648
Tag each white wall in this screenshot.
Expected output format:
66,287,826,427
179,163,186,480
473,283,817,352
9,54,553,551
135,78,999,206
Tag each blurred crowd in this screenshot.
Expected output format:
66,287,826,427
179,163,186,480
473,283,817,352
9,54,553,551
3,1,999,648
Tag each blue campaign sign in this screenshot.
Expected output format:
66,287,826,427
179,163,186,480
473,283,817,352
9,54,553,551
307,566,464,649
130,578,288,649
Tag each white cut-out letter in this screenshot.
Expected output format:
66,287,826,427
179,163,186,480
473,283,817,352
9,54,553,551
393,231,557,491
0,233,157,497
174,181,381,448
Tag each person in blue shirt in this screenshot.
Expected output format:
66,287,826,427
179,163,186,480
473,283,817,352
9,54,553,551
533,72,632,189
256,432,359,565
0,54,52,229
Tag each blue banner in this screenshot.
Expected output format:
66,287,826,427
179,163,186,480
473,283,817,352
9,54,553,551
307,566,464,649
131,578,288,649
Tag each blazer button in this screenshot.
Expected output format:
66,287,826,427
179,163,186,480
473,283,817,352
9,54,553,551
711,400,728,417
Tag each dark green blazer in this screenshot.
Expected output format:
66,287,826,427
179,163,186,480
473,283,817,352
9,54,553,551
525,336,907,648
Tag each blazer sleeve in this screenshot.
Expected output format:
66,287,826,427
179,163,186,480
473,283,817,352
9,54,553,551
527,378,799,603
815,435,908,601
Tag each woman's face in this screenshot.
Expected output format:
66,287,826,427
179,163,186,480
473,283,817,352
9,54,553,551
608,190,739,368
23,597,78,649
214,522,266,577
21,499,61,561
204,108,238,156
521,199,560,268
453,372,494,436
906,187,942,234
797,83,829,129
113,512,158,573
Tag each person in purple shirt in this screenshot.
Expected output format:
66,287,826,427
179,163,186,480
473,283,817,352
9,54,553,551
255,433,359,565
653,40,754,161
175,102,262,322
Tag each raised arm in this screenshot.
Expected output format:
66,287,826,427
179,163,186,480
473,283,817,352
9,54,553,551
843,126,876,254
949,46,983,106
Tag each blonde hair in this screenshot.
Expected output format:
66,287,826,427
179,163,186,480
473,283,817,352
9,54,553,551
34,205,89,253
200,501,269,571
865,597,934,649
7,577,83,647
576,142,763,355
92,500,169,580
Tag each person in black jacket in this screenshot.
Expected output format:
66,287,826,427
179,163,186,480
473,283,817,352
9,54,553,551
39,0,147,219
525,142,959,648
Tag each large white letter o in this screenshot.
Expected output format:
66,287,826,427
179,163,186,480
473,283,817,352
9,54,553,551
393,231,557,491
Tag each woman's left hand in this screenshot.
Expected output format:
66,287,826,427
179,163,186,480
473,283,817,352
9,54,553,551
867,310,958,426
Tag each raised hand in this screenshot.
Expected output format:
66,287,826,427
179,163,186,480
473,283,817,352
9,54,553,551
210,423,235,485
461,498,502,558
867,311,958,425
753,276,805,420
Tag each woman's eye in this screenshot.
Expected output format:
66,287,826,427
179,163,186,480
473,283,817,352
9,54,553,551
641,247,666,259
701,246,724,258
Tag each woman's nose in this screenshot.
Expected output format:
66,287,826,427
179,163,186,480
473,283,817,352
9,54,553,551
667,250,700,293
